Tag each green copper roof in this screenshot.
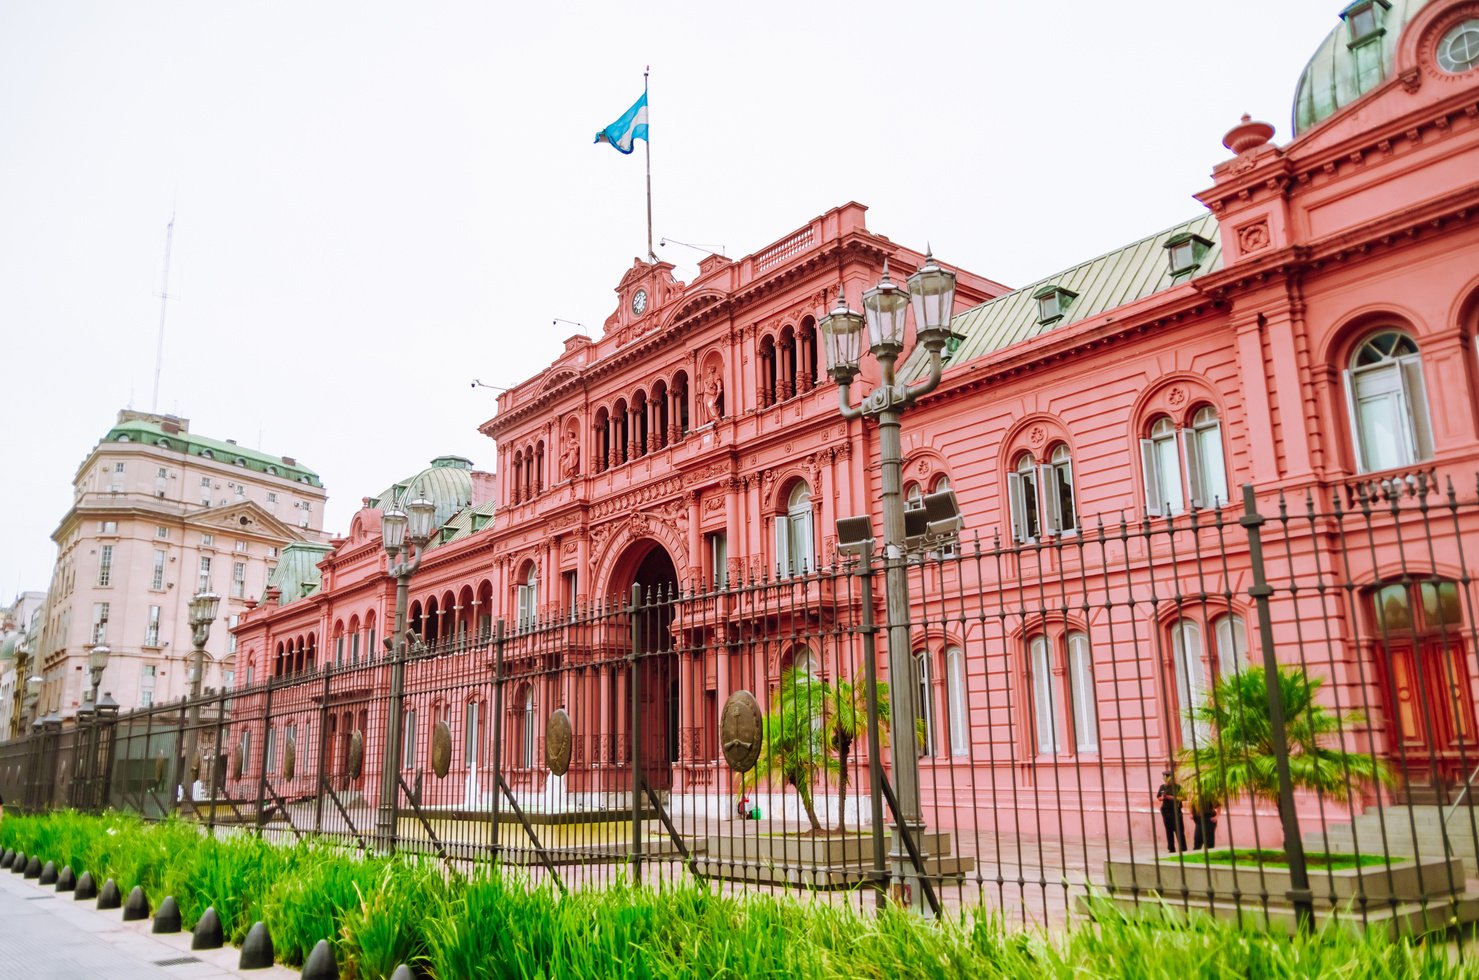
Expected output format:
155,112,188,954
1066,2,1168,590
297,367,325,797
369,456,477,529
0,632,20,661
104,417,323,486
265,541,333,605
904,213,1222,380
436,499,496,547
1294,0,1434,136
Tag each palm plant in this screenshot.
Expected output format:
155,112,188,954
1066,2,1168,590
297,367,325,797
1178,664,1392,814
826,675,892,833
745,666,837,834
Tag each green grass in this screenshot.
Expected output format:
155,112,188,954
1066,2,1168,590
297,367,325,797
1167,848,1401,870
2,811,1474,978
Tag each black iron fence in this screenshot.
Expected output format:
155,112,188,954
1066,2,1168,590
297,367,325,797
7,473,1479,932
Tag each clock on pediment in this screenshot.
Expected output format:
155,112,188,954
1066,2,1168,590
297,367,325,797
631,288,649,316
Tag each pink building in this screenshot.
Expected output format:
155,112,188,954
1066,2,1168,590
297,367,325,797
223,0,1479,870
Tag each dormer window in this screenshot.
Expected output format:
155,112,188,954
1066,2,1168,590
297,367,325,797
1033,285,1077,325
1164,233,1213,277
1342,0,1388,47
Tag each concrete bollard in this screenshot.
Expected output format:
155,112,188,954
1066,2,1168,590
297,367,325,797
10,851,25,874
1,848,13,868
389,965,415,980
38,860,57,886
122,885,150,921
192,907,225,950
74,871,97,901
153,896,182,933
23,856,41,878
239,921,275,970
301,939,338,980
96,877,121,910
56,866,76,892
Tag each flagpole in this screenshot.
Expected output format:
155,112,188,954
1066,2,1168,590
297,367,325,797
644,66,655,263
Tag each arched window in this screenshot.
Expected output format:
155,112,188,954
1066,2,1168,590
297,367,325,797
1170,618,1206,746
1141,416,1184,515
1347,331,1433,472
776,482,815,577
1047,444,1078,534
1212,614,1248,682
945,646,969,757
914,649,935,758
1028,635,1059,754
1067,632,1097,753
1008,453,1041,543
790,646,819,678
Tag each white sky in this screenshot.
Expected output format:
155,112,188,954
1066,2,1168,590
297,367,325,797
0,0,1341,594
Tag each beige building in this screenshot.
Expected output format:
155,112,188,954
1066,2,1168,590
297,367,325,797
35,410,327,722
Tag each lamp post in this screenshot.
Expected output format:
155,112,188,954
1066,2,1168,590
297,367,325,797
85,644,111,711
820,252,958,913
183,592,219,795
375,493,438,852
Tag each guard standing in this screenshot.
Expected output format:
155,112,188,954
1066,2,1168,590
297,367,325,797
1155,769,1187,852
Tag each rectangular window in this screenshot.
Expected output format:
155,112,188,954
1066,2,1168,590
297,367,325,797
267,492,277,503
201,477,212,488
92,602,110,644
267,547,279,559
562,571,578,620
227,614,239,654
708,532,728,589
403,709,418,770
335,634,345,666
231,561,246,598
350,632,360,665
1007,468,1041,543
156,525,169,539
1141,430,1185,516
201,533,214,547
1030,636,1059,754
915,653,934,758
265,728,277,774
98,520,117,534
152,550,166,590
145,605,161,646
198,555,212,592
946,647,969,757
114,462,126,474
1067,633,1097,753
97,545,114,586
140,665,156,706
224,670,234,689
517,580,538,627
1045,455,1078,534
234,540,248,553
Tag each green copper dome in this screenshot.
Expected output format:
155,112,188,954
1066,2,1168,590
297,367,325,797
1294,0,1435,136
369,456,476,530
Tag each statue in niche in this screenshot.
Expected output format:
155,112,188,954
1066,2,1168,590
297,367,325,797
702,364,724,423
560,431,580,479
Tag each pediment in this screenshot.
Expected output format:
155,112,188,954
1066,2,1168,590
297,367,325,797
187,500,304,540
541,369,579,393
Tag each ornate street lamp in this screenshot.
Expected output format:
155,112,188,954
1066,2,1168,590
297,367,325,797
376,489,439,851
182,592,219,795
820,250,958,915
86,644,110,709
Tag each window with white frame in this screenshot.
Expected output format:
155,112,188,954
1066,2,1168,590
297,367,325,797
152,550,166,590
403,709,418,771
932,475,958,557
98,520,117,534
1029,635,1060,754
946,646,969,757
145,605,161,646
1171,618,1208,746
1008,454,1042,543
114,462,126,474
914,649,935,757
140,665,156,706
97,545,113,586
517,565,538,627
231,561,246,599
708,532,728,589
201,533,214,547
1213,613,1249,682
1186,407,1230,508
1067,632,1098,753
1346,331,1434,472
91,602,110,644
521,687,537,768
227,614,239,654
156,525,169,539
1141,416,1185,515
198,555,212,592
235,540,248,553
265,727,278,774
1046,445,1079,534
775,482,815,577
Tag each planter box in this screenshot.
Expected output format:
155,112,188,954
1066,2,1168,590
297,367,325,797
696,831,973,889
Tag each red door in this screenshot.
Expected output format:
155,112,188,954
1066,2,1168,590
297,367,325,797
1380,638,1477,782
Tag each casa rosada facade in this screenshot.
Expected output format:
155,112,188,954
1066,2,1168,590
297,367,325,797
227,0,1479,835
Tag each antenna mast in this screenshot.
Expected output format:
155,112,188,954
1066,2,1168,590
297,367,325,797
151,215,176,412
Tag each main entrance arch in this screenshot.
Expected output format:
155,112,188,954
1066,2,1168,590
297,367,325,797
610,541,680,791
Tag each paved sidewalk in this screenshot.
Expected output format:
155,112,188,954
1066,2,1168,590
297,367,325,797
0,868,298,980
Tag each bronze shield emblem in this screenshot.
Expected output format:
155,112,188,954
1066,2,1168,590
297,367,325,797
233,744,244,780
720,690,763,773
431,720,452,779
348,730,364,779
282,735,296,781
545,709,573,776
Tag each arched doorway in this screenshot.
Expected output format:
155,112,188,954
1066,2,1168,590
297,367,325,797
614,542,680,792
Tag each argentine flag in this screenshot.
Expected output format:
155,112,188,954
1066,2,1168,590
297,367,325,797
594,92,649,154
